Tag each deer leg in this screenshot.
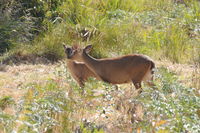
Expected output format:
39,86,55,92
147,80,155,88
114,85,119,91
133,82,141,89
143,69,156,89
145,76,157,90
77,79,86,95
77,79,85,88
133,82,142,94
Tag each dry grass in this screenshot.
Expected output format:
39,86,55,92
0,64,58,100
0,60,199,132
156,60,200,90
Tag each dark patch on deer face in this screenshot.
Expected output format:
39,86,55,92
63,45,74,59
65,48,74,59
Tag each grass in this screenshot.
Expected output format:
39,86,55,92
0,96,15,110
135,68,200,132
0,0,200,63
0,62,199,132
0,0,200,132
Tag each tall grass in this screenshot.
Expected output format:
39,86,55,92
1,0,197,63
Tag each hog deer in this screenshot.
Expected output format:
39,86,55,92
65,45,155,92
63,45,101,87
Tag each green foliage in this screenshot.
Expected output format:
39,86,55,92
0,62,199,132
17,81,71,133
59,61,200,132
0,0,35,53
0,0,65,55
0,96,15,133
78,122,104,133
0,112,15,133
1,0,200,63
0,96,15,110
133,68,200,132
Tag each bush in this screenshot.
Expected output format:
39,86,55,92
0,0,65,55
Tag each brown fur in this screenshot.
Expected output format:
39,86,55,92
66,45,155,91
66,60,100,87
63,45,100,87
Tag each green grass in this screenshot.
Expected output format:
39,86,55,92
134,68,200,132
0,96,15,110
1,0,199,63
14,80,72,133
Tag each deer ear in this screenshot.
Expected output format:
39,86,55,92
63,45,67,49
62,43,68,50
84,45,92,53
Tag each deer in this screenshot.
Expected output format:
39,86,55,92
63,45,101,87
63,44,156,92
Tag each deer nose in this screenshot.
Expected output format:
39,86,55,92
67,55,71,59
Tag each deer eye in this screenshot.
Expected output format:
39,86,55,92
65,48,71,54
65,48,73,58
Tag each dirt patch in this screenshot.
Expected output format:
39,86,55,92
0,63,59,102
1,53,52,65
156,60,200,89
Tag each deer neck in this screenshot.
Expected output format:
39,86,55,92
82,52,99,71
67,60,74,66
66,60,76,70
